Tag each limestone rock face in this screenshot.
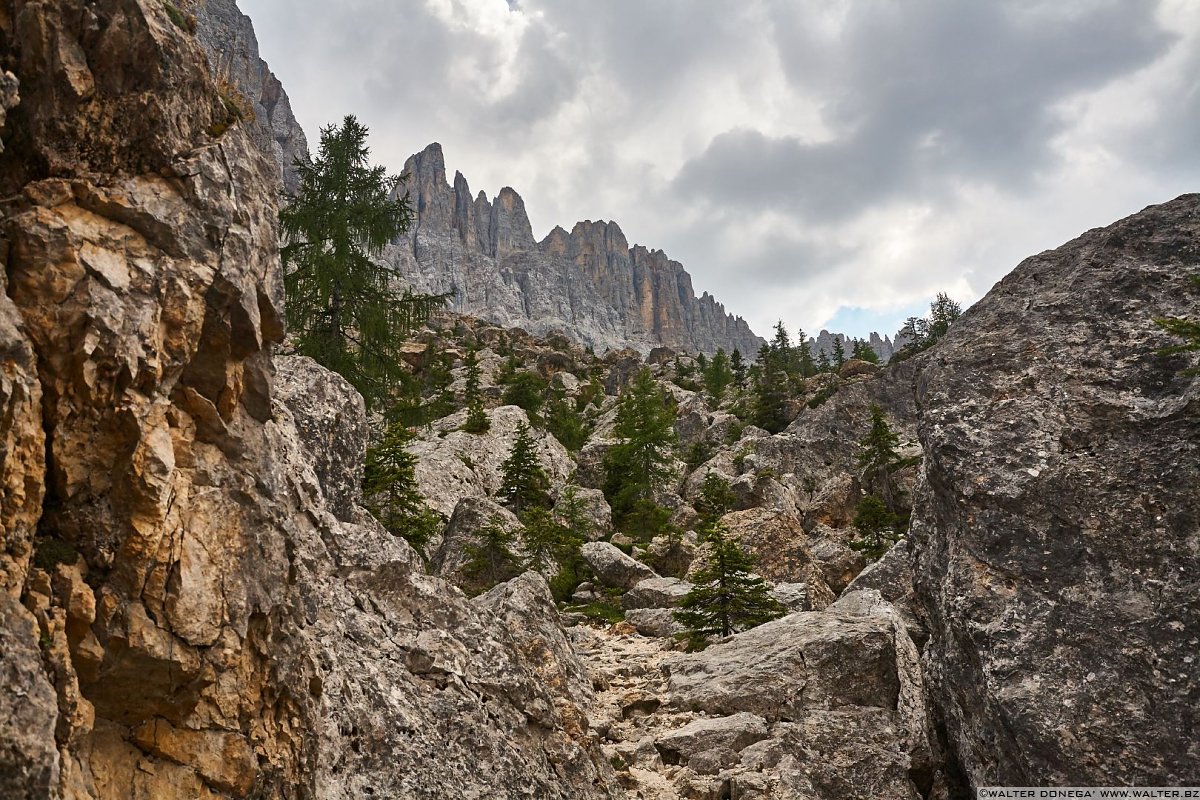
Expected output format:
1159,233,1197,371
0,4,618,797
910,194,1200,786
193,0,309,195
384,142,764,355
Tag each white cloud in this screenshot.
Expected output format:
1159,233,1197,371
239,0,1198,340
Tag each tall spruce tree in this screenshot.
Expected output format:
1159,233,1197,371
674,523,785,647
498,423,551,515
730,348,747,385
832,336,846,369
461,347,490,434
363,421,442,557
280,115,447,407
857,405,902,512
603,367,677,530
704,348,735,404
751,346,790,433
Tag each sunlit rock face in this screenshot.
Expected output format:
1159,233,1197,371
383,142,765,356
0,2,618,797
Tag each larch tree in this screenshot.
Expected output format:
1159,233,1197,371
603,367,678,534
280,115,447,408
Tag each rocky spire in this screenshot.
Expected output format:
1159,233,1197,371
386,145,764,355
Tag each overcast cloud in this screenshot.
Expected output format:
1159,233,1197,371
240,0,1200,340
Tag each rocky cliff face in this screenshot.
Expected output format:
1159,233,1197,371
192,0,309,196
910,195,1200,786
383,143,765,356
0,2,616,797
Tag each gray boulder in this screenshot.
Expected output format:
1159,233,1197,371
433,497,524,591
581,542,658,590
655,713,769,764
624,608,682,638
910,194,1200,787
622,577,692,610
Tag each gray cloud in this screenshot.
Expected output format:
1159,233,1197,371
239,0,1197,339
676,1,1175,221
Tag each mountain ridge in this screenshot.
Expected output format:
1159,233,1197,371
383,142,766,356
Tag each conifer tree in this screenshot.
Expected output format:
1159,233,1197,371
695,472,736,528
280,116,447,408
730,348,746,385
704,347,734,404
795,330,815,377
832,336,846,369
857,405,902,511
363,421,442,557
674,523,785,646
751,349,790,434
543,387,589,451
896,292,963,359
850,495,899,561
817,350,831,373
461,348,490,434
498,423,551,515
603,367,677,530
851,339,880,364
463,516,522,593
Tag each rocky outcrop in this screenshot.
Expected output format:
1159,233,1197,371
408,404,574,520
193,0,309,195
384,142,764,355
910,195,1200,787
0,3,617,797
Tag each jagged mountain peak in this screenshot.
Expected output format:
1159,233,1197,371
384,144,763,355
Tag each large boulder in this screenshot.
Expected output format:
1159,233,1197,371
409,405,575,519
654,712,769,765
432,497,525,591
910,195,1200,787
841,538,924,642
581,542,658,589
689,508,835,608
664,598,934,798
622,577,692,610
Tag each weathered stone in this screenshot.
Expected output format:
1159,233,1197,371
911,194,1200,787
0,598,58,800
581,542,658,590
689,508,835,608
655,712,769,764
193,0,309,195
433,496,524,590
622,577,692,610
810,533,867,593
769,582,813,612
841,538,924,642
409,404,575,519
623,607,682,638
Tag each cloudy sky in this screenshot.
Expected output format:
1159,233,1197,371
240,0,1199,341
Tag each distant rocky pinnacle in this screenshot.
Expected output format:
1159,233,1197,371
193,0,308,196
383,143,765,356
